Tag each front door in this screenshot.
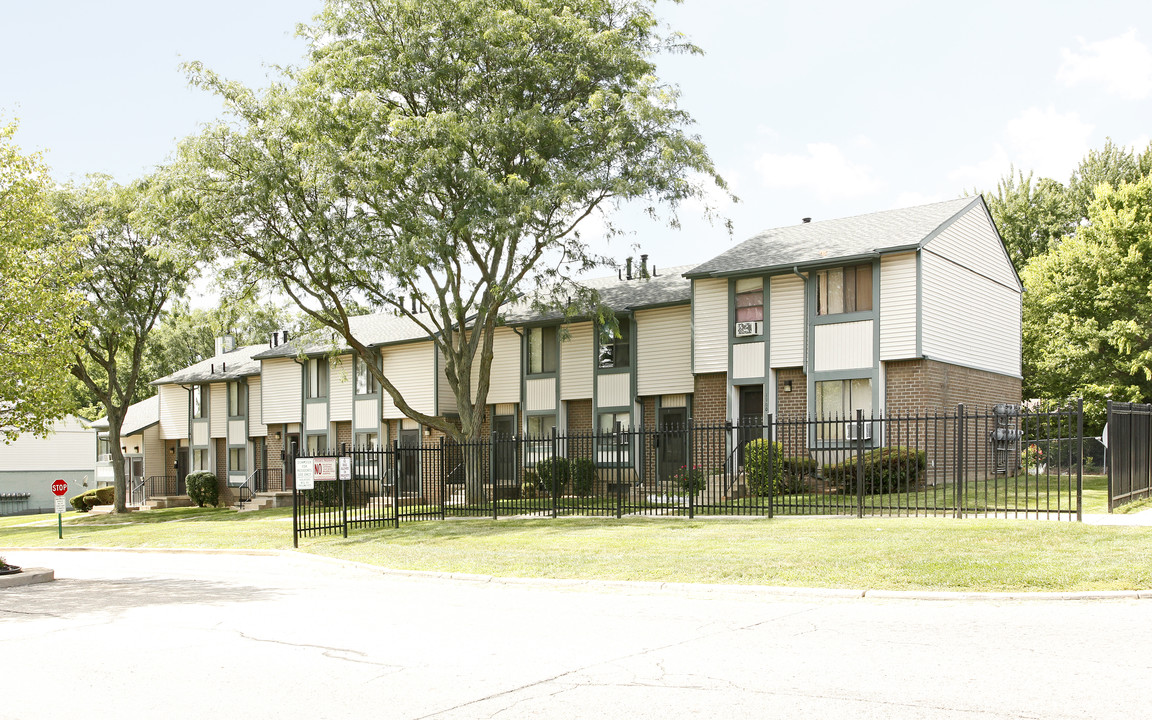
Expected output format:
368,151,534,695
658,407,688,487
738,386,764,466
176,449,189,494
398,429,421,495
493,415,516,486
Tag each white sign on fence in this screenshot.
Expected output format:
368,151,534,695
339,457,351,481
295,458,315,490
312,458,338,482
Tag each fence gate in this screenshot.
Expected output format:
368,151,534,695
1107,401,1152,511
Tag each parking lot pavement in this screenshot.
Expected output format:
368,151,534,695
3,549,1152,720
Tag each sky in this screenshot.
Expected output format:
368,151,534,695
4,0,1152,293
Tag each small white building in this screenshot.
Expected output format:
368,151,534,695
0,416,94,516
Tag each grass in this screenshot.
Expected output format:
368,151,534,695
2,483,1151,592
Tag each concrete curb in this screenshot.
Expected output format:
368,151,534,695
0,568,54,589
5,546,1151,602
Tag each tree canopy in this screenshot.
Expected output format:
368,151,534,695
0,122,83,442
171,0,728,448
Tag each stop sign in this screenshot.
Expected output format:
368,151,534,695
51,479,68,496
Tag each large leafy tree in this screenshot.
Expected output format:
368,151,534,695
171,0,726,464
1021,176,1152,427
0,122,83,441
982,167,1075,273
56,176,196,512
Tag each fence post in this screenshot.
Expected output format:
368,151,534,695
290,446,299,548
766,414,774,519
439,435,446,521
392,439,400,529
1106,400,1114,513
1075,398,1083,522
551,427,558,519
340,442,348,538
855,409,865,519
954,404,965,519
491,430,499,521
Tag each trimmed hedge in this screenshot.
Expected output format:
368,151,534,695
535,457,570,496
745,439,784,496
571,459,595,497
70,486,116,512
826,447,927,494
185,471,219,507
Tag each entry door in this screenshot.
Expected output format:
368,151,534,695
493,416,516,483
176,449,189,494
398,429,421,495
738,387,764,465
658,407,688,485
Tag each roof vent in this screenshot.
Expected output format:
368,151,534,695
269,329,290,348
802,217,812,224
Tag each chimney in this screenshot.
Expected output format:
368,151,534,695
214,335,235,356
625,257,633,280
411,296,418,313
397,295,405,315
640,254,649,279
802,217,812,224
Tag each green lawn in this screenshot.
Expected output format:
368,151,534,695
2,490,1151,592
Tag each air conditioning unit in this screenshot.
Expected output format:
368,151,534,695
735,321,762,337
846,423,872,441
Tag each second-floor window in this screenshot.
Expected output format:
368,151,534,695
598,317,631,369
306,358,328,399
527,326,557,374
817,264,873,315
191,385,205,418
355,355,377,395
734,278,763,323
228,381,247,417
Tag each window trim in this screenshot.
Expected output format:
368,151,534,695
526,326,559,376
815,263,874,317
597,315,631,371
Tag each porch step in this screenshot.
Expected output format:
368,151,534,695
235,492,293,512
142,496,193,510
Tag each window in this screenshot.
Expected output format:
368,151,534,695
816,264,873,315
355,432,378,449
815,378,873,441
229,447,246,473
306,358,328,399
597,412,631,462
97,437,110,458
191,385,205,418
228,381,247,417
598,317,631,369
527,414,556,437
355,355,377,395
734,278,763,323
192,449,209,472
527,326,557,374
307,434,325,454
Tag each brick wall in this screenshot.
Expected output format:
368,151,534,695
214,438,234,505
566,399,593,433
884,359,1021,415
775,368,808,455
335,421,353,450
693,373,727,426
265,427,285,492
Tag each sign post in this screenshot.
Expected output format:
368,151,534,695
51,479,68,540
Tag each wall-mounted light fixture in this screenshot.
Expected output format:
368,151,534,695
783,380,793,393
133,446,140,454
274,431,282,441
169,447,175,455
423,426,432,437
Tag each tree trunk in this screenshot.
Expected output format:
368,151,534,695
107,416,128,514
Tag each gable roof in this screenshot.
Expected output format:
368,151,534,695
91,395,159,435
685,196,980,278
501,265,694,325
151,343,266,385
253,312,431,361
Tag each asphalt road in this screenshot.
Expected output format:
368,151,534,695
1,549,1150,719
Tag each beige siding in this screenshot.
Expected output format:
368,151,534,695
191,421,208,447
467,328,520,404
158,384,188,440
0,417,92,471
261,358,302,424
525,377,556,411
732,341,765,380
661,394,687,407
597,373,630,407
814,321,874,372
209,383,227,438
142,426,166,480
692,278,728,373
560,322,594,399
354,398,379,429
328,354,353,422
636,305,694,396
923,204,1020,291
879,252,918,360
305,403,328,432
228,419,246,446
381,342,436,419
494,403,517,416
769,274,805,367
437,350,458,416
921,251,1022,377
247,377,267,437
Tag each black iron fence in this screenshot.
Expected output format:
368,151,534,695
290,403,1085,544
1107,401,1152,511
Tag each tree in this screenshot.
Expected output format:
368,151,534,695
1021,176,1152,428
981,167,1075,272
0,122,83,441
55,176,196,512
1066,139,1141,223
171,0,727,499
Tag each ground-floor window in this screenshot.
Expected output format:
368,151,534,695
526,414,556,437
307,434,326,454
355,432,378,449
815,378,873,440
192,448,209,472
597,411,631,464
228,447,246,473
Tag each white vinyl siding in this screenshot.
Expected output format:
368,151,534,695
158,384,189,440
923,204,1020,291
141,426,166,481
770,274,805,367
227,419,246,446
921,252,1022,377
305,403,327,432
464,327,521,404
560,323,594,399
261,358,302,424
813,321,874,372
596,373,630,407
381,342,436,419
525,377,556,411
879,252,918,360
247,377,267,437
192,422,208,447
636,306,694,396
437,351,457,416
732,341,765,380
209,383,227,438
328,354,353,422
0,417,92,471
354,398,379,429
692,278,728,373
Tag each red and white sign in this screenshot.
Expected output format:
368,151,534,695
311,458,338,482
51,479,68,496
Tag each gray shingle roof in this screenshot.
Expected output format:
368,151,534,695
502,265,694,324
685,196,979,278
91,395,159,435
152,343,266,385
252,312,432,360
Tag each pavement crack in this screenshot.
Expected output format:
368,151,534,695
231,629,399,670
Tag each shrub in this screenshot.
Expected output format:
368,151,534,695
535,456,570,496
745,439,784,496
519,472,539,500
826,447,926,494
70,486,115,512
570,459,596,497
672,465,706,495
185,472,219,507
781,456,817,494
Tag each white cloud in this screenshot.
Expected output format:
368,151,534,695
1057,29,1152,100
950,107,1094,187
754,142,885,200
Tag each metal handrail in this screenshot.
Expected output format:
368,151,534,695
130,477,148,506
236,468,262,508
